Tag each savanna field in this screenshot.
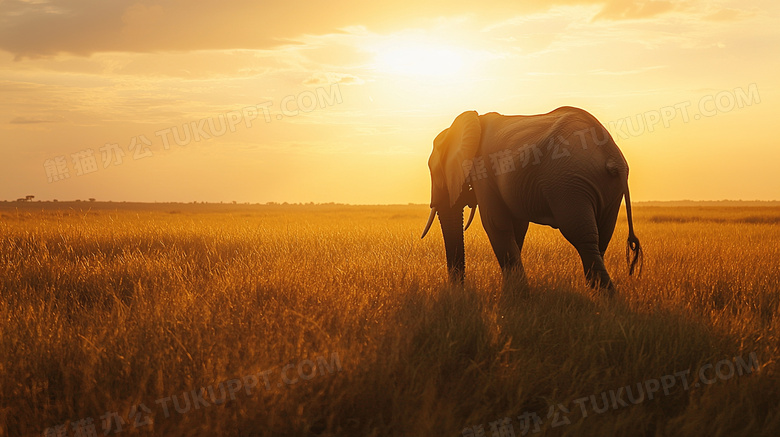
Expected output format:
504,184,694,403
1,202,778,437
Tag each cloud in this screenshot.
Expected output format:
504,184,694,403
587,65,666,75
303,72,364,86
593,0,675,20
0,1,699,59
703,8,749,22
9,115,64,124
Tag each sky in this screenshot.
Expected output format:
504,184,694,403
0,0,778,203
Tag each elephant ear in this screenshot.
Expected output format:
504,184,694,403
428,111,482,208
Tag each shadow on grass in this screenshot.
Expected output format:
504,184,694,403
322,283,774,437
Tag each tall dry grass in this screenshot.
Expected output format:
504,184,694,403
0,203,778,436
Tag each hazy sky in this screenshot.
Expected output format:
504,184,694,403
1,0,777,203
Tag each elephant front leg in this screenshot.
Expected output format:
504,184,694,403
480,207,527,296
502,263,528,297
497,247,527,297
505,220,530,295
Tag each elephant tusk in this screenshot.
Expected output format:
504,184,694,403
420,207,437,239
464,205,477,231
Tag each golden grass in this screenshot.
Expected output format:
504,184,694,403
1,203,778,436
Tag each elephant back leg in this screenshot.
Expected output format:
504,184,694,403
546,193,614,291
597,197,623,257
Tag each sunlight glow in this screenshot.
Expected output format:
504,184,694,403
374,41,466,78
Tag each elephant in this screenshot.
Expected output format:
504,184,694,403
421,106,642,292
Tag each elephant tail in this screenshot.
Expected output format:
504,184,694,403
624,183,643,276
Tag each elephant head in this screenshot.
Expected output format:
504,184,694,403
421,111,481,282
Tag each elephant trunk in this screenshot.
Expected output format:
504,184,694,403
438,208,465,283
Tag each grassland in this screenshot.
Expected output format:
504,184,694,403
1,202,778,436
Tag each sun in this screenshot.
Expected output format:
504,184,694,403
374,40,466,78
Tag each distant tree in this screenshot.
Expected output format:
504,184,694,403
25,195,34,201
89,198,96,202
